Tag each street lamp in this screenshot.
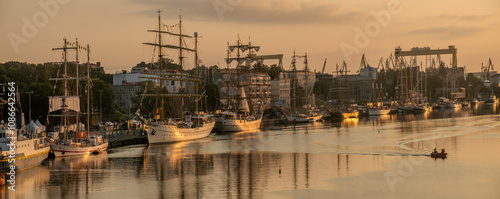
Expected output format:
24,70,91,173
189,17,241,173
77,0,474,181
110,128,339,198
98,90,103,123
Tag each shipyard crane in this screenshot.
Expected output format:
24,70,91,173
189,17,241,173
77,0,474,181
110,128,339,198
360,54,370,70
481,58,495,82
378,57,385,71
322,58,327,73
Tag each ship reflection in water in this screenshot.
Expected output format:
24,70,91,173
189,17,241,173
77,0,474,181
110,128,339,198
3,104,500,198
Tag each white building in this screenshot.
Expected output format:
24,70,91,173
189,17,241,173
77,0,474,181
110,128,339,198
285,71,316,92
112,68,191,113
217,71,272,113
271,78,290,108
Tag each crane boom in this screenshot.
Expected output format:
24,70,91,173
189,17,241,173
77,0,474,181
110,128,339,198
322,58,327,73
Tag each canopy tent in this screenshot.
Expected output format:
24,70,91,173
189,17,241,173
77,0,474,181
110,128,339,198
27,120,45,133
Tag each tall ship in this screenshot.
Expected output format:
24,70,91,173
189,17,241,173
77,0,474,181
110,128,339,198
0,90,50,172
287,50,323,123
47,38,108,157
328,61,359,119
215,38,263,132
366,55,391,116
136,11,215,143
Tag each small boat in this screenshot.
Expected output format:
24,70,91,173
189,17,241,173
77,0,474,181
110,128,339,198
430,152,447,158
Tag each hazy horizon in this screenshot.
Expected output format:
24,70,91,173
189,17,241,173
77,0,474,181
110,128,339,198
1,0,499,74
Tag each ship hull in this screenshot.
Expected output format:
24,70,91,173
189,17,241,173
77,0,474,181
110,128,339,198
287,115,322,124
50,143,108,157
0,147,50,173
342,111,359,118
367,109,391,116
215,118,262,132
146,121,215,144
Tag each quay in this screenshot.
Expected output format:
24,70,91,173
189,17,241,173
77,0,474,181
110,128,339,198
106,130,148,149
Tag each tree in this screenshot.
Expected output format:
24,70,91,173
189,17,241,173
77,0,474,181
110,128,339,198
313,77,331,101
268,64,282,80
252,62,269,73
205,83,220,112
92,79,115,114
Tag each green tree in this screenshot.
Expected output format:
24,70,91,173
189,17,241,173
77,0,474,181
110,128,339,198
252,62,269,73
92,79,115,114
268,64,282,80
313,77,331,101
205,83,220,112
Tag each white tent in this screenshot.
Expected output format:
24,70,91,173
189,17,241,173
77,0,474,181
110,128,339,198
27,120,44,133
35,120,46,132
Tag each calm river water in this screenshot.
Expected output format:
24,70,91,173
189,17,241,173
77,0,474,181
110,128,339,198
3,104,500,198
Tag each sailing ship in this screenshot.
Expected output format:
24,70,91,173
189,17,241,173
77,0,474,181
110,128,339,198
287,50,323,123
136,11,215,143
215,38,263,132
366,56,391,116
0,91,50,172
328,61,359,119
48,38,108,157
215,88,262,132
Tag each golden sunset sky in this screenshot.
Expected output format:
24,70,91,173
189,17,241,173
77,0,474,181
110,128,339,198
1,0,499,74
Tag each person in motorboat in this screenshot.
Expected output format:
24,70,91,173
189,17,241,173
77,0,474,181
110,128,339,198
433,148,438,153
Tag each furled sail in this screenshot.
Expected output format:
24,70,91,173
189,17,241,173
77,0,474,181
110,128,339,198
49,96,80,112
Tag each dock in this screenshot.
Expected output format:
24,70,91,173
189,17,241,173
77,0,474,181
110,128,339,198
107,130,148,148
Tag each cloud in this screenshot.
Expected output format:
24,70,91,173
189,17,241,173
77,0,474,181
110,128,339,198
127,0,369,24
436,14,492,21
406,25,485,39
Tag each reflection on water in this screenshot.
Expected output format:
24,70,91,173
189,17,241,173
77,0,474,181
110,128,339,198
4,105,500,198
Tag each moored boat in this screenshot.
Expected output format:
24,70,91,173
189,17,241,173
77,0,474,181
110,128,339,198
1,128,50,172
430,152,447,158
136,11,215,144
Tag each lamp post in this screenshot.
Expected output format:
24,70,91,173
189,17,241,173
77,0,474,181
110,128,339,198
26,91,33,132
98,90,103,123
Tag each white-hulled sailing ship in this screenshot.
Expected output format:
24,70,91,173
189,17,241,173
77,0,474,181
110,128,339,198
214,39,263,132
287,50,323,123
215,87,262,132
48,38,108,157
0,91,50,172
135,11,215,144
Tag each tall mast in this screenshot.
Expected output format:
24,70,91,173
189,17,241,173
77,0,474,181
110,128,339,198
179,15,185,121
158,10,165,122
86,44,91,136
195,32,199,114
63,38,68,140
52,37,78,141
226,42,230,110
75,38,79,133
292,49,297,113
141,10,199,122
304,53,308,106
236,39,241,112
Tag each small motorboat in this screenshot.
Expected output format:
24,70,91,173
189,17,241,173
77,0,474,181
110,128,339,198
430,152,447,158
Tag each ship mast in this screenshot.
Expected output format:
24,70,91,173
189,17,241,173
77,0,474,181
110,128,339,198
141,10,200,122
86,44,91,137
292,49,297,113
158,10,164,122
51,37,79,141
179,15,185,121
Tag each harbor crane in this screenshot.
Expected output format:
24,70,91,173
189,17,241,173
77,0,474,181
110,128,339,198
322,58,327,73
481,58,494,82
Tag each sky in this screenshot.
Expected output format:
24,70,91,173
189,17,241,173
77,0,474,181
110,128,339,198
1,0,499,74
